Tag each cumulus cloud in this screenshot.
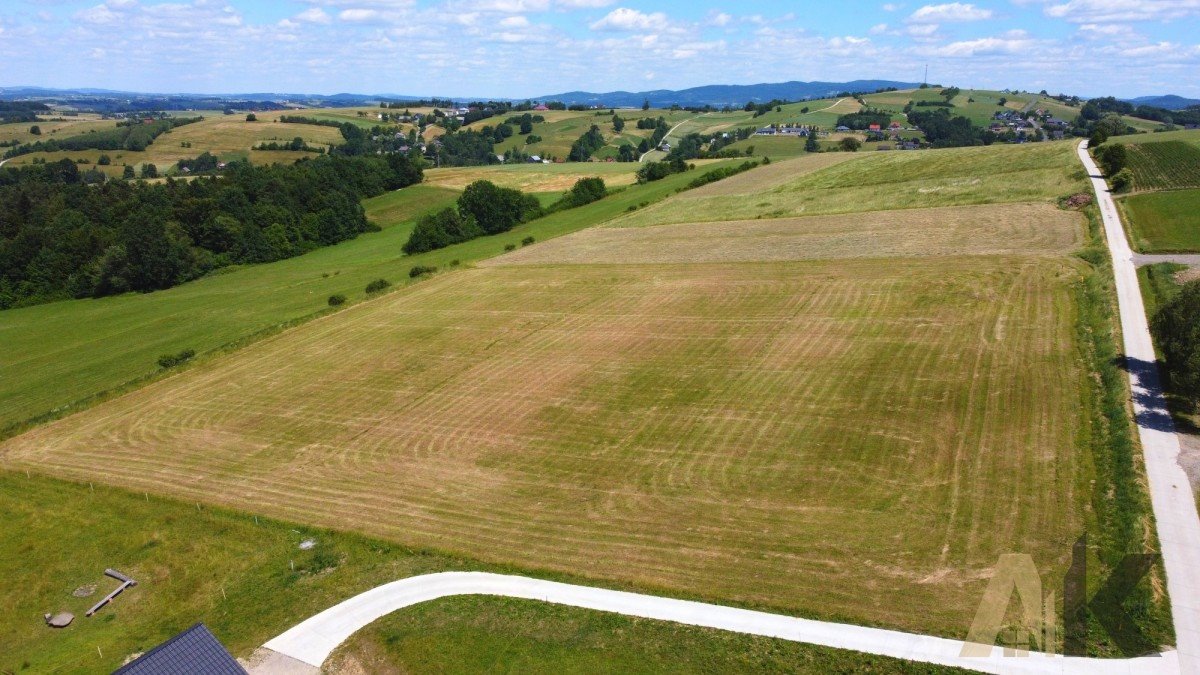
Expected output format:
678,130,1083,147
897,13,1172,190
590,7,669,31
1044,0,1200,22
707,11,733,27
339,8,379,21
924,30,1037,56
296,8,332,24
908,2,993,22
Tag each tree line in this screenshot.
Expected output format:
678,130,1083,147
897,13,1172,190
3,117,202,158
0,153,423,309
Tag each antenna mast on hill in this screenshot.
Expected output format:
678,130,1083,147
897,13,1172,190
923,64,928,86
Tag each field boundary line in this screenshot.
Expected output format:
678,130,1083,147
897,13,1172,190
1078,139,1200,674
260,571,1176,673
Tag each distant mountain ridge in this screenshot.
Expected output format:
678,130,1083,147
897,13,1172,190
0,81,924,108
536,80,924,107
1127,94,1200,110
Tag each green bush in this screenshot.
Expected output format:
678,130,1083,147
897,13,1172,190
504,243,516,251
1110,168,1134,193
409,265,437,278
156,348,196,369
521,236,535,246
365,278,391,294
327,294,346,307
556,177,607,209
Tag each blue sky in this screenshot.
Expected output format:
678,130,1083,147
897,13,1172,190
1,0,1198,98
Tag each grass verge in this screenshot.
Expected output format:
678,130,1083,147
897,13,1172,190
327,595,969,675
1070,207,1174,655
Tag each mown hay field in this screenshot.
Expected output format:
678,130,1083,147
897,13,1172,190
0,166,717,432
4,249,1091,637
611,141,1084,226
0,115,118,144
424,161,641,192
2,115,344,176
486,202,1081,266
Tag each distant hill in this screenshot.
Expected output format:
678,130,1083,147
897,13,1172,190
1127,95,1200,110
536,80,923,108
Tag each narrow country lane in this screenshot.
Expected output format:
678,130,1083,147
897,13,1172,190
1079,139,1200,675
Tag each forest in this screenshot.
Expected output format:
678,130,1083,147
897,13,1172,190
0,153,423,309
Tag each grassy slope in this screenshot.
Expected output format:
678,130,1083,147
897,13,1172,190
423,162,641,192
0,165,728,433
0,472,467,673
1111,129,1200,147
0,136,1171,658
2,114,344,176
328,596,967,675
611,140,1084,226
0,472,969,675
5,141,1140,642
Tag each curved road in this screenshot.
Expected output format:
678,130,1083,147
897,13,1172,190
254,142,1199,675
260,571,1176,674
1079,139,1200,674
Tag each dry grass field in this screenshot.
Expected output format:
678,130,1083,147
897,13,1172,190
2,115,344,175
611,141,1084,226
683,152,861,196
0,115,119,144
3,134,1134,647
424,162,641,192
4,247,1091,637
486,202,1081,266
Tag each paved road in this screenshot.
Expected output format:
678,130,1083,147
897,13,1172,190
259,571,1176,674
1133,253,1200,268
1079,140,1200,674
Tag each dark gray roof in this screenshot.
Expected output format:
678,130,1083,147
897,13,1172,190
113,623,246,675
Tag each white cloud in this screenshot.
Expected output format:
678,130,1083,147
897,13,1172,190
907,23,940,35
296,8,333,24
708,12,733,27
924,31,1037,56
908,2,993,22
1045,0,1200,23
869,22,890,34
499,15,529,27
590,7,669,31
882,2,902,10
339,8,379,21
466,0,550,11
